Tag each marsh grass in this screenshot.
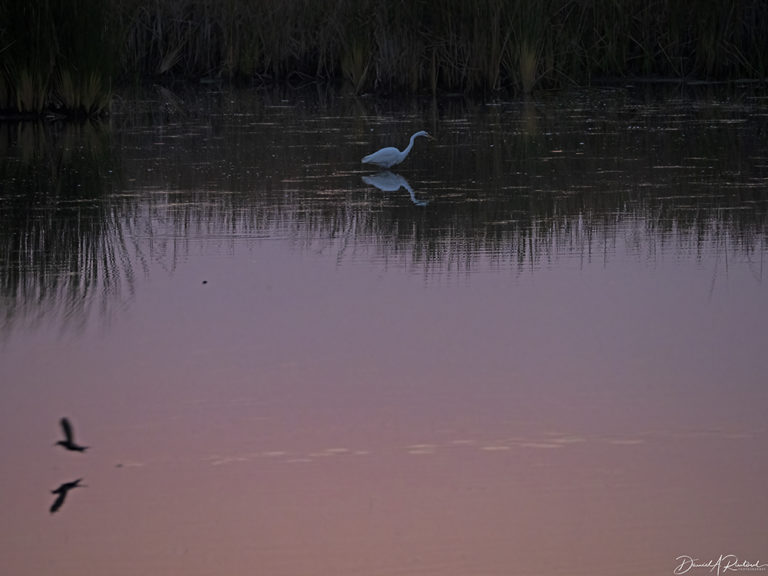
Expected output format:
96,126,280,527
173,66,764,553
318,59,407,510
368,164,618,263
112,0,766,93
0,2,57,114
1,0,767,115
0,0,115,116
341,39,371,95
518,44,538,94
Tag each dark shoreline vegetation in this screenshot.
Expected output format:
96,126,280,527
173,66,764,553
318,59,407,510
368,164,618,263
2,0,768,116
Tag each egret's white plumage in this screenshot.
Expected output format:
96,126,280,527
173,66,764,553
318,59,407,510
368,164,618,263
362,131,433,168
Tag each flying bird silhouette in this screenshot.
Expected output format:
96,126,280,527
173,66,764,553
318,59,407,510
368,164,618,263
55,418,88,452
50,478,84,513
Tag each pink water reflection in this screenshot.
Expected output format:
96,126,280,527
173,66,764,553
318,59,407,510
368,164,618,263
1,236,767,576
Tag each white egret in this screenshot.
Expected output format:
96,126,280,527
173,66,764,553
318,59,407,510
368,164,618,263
361,130,433,168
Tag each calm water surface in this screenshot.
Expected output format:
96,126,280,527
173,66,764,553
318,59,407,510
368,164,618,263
1,87,767,575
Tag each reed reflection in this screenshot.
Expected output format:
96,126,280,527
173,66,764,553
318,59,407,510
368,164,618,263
362,171,429,206
0,120,134,334
1,88,767,334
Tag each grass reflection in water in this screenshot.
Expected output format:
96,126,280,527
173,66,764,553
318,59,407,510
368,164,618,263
1,87,767,332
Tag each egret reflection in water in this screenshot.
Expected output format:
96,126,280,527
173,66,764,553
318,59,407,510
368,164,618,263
362,171,429,206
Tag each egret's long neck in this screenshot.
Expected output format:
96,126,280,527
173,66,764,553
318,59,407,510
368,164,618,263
403,133,418,156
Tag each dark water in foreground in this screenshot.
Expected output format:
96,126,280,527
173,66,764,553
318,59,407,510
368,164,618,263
1,87,767,576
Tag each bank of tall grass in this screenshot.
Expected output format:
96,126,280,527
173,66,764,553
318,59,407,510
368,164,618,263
0,0,116,115
114,0,768,91
2,0,768,115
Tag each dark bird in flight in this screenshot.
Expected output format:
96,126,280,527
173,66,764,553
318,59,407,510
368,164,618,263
50,478,84,514
55,418,88,452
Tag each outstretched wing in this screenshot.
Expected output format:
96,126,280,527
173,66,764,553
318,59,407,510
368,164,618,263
60,418,74,443
50,479,83,513
50,491,67,513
